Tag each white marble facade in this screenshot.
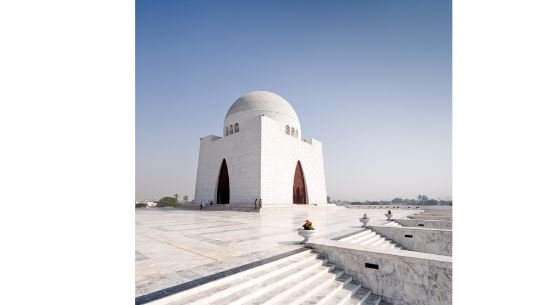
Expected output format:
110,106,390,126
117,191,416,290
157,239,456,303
193,91,327,206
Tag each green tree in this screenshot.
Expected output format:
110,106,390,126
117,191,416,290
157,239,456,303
417,195,429,204
157,196,178,207
426,199,438,205
174,193,179,203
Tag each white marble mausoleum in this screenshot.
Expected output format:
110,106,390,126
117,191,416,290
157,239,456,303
193,90,327,206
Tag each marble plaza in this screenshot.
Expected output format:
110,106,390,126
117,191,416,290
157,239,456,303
136,205,451,305
135,206,415,296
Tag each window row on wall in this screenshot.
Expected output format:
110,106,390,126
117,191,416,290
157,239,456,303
225,123,239,136
285,125,299,138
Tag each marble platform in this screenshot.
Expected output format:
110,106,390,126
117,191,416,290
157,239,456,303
135,206,420,296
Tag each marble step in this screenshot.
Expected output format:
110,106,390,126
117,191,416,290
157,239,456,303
350,231,377,243
352,230,379,244
319,280,362,305
387,243,400,250
340,231,375,243
342,287,372,305
213,258,329,305
244,263,337,305
369,238,388,248
298,274,353,305
363,236,384,247
383,241,400,249
278,268,346,305
173,251,320,305
384,221,402,227
360,235,382,246
365,294,382,305
379,241,393,248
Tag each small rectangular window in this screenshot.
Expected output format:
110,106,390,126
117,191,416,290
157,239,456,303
405,234,413,238
365,263,379,269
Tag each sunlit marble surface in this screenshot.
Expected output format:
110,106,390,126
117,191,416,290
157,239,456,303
307,239,452,305
135,206,419,296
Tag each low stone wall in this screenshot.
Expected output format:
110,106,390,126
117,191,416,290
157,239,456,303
415,212,451,216
368,225,452,256
417,206,452,211
394,218,452,230
408,215,452,221
307,240,452,305
415,212,452,216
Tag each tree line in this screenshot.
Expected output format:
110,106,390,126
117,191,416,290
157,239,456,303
329,195,452,206
136,193,190,208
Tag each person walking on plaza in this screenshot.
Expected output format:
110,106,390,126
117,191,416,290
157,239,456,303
259,198,262,209
254,198,257,210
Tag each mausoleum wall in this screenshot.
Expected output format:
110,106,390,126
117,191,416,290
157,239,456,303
259,115,327,205
194,116,262,205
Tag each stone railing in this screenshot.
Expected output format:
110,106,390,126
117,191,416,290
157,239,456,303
408,215,452,221
307,239,452,305
394,219,452,230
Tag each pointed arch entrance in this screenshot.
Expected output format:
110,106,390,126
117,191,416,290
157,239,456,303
293,161,307,204
216,159,230,204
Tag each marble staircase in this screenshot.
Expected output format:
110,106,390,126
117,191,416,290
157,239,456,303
383,221,402,227
150,249,387,305
338,229,404,250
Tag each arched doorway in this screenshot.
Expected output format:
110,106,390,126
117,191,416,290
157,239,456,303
293,161,307,204
216,159,230,204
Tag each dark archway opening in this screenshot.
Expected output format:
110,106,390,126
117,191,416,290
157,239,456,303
217,159,230,204
293,161,307,204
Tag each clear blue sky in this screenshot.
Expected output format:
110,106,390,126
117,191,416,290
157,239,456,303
136,0,451,202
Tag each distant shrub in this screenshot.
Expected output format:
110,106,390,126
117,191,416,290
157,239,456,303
157,197,179,207
135,203,147,208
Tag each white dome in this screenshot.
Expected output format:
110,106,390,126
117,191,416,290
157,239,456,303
223,91,301,136
226,91,299,121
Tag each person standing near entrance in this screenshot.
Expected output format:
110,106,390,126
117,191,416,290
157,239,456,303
254,198,257,209
259,198,262,209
